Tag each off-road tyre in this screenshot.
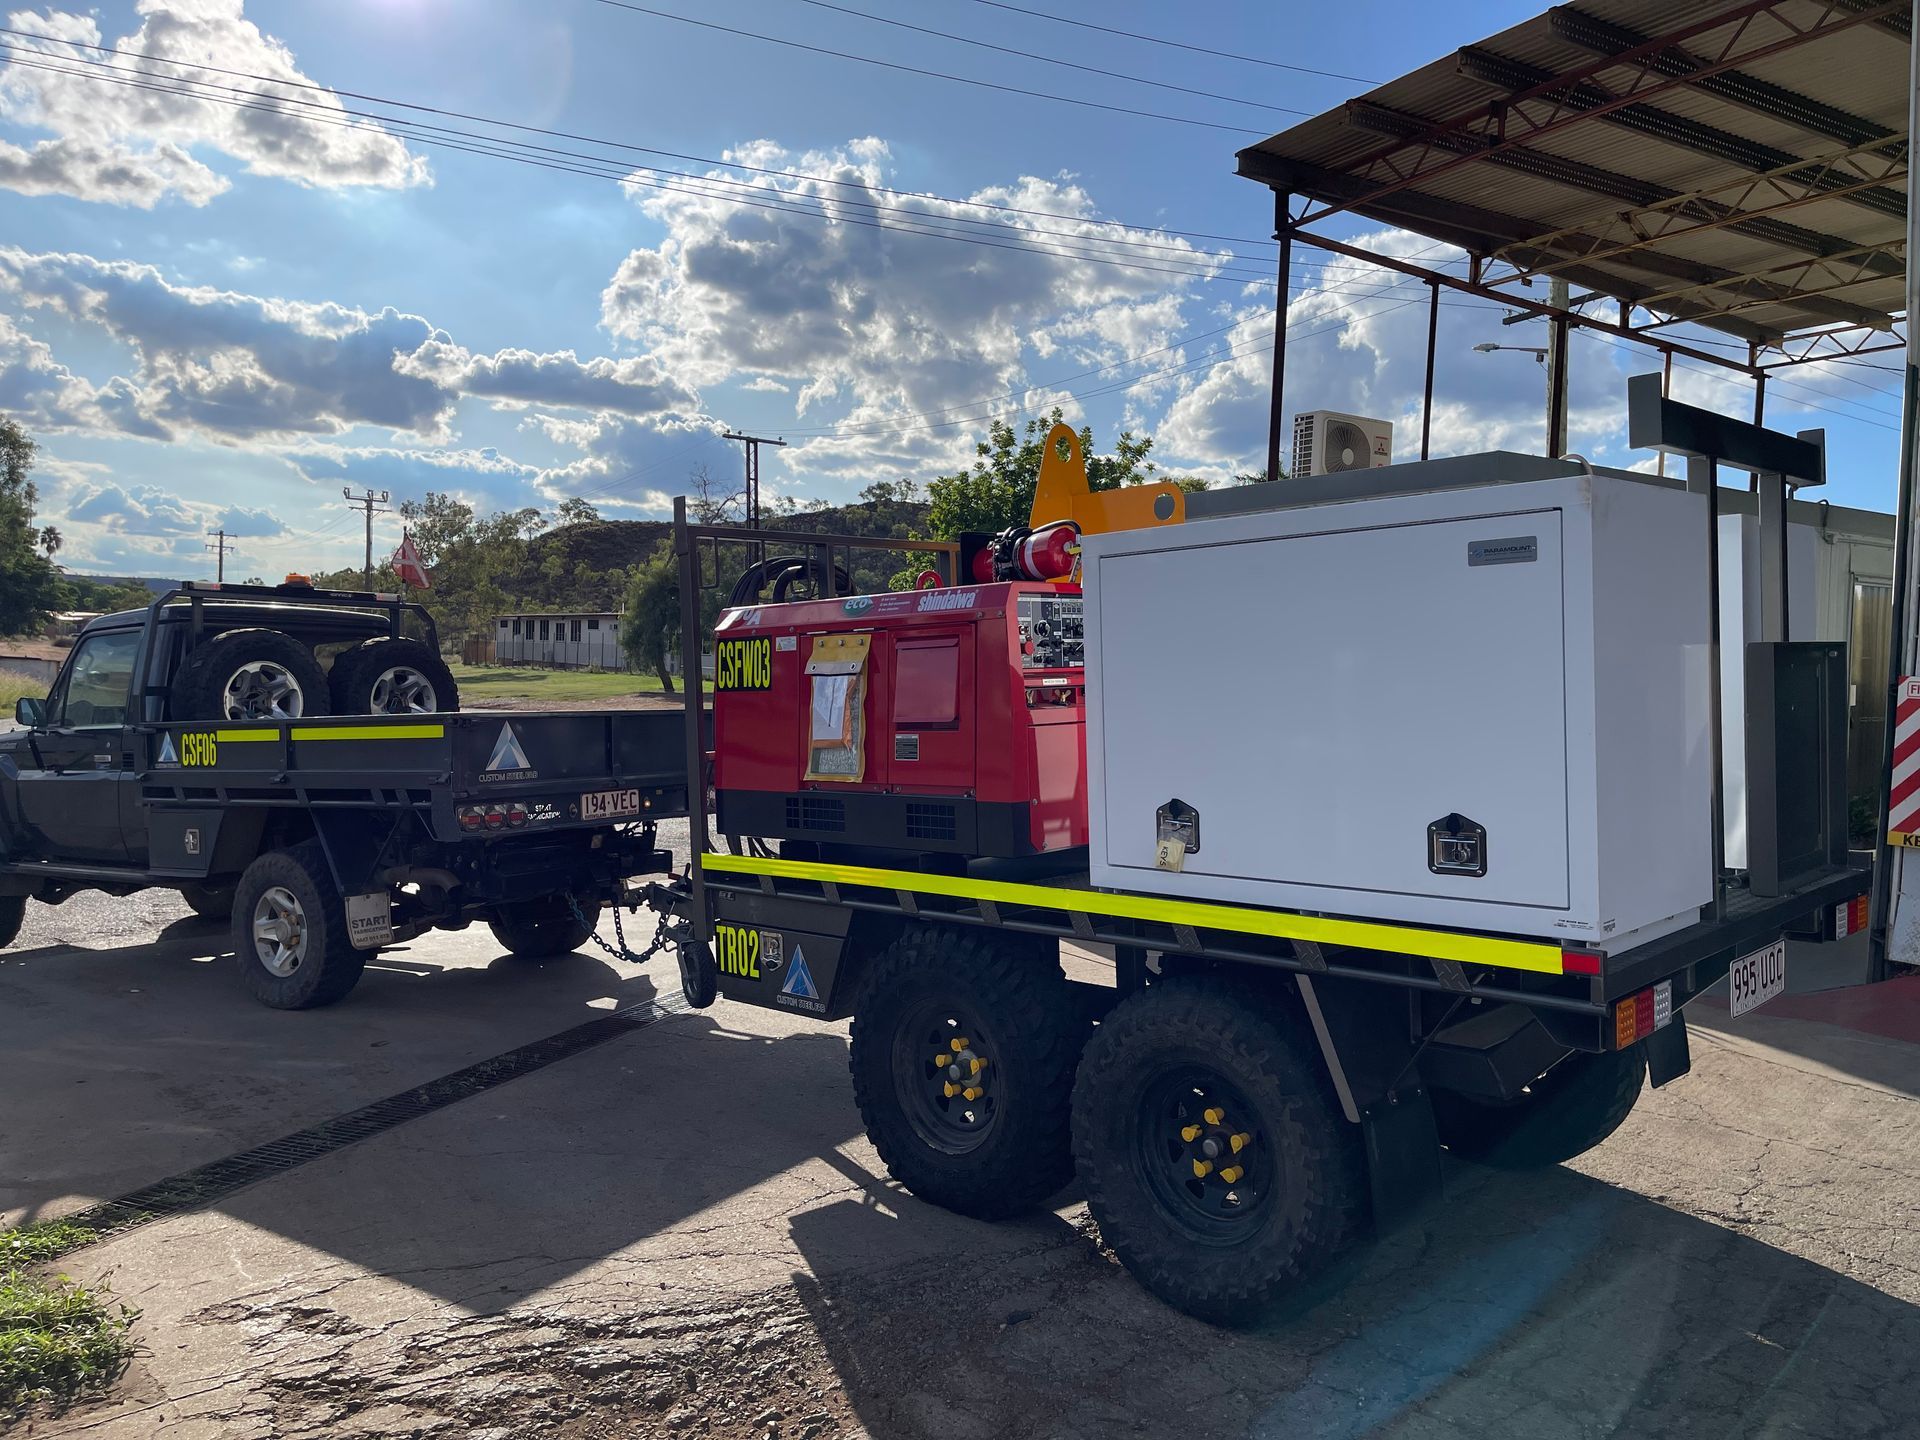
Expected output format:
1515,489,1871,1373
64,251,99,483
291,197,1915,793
231,841,366,1009
327,637,460,716
489,897,600,959
1072,977,1366,1326
172,628,330,723
0,895,24,949
849,924,1083,1221
180,883,236,921
1431,1044,1646,1169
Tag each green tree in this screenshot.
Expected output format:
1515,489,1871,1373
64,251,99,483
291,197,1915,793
924,410,1204,539
556,496,600,526
620,544,679,694
0,419,66,636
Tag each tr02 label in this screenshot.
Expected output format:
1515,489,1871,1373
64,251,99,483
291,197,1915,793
714,637,773,691
714,921,764,979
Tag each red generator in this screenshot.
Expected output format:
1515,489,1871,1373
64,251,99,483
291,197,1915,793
711,581,1087,858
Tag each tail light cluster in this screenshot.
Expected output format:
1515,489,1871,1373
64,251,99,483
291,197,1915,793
1614,979,1674,1050
458,802,529,833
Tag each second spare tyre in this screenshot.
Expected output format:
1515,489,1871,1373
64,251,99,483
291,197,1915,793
328,637,459,715
172,628,331,722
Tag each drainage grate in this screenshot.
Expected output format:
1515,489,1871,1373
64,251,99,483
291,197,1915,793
56,997,686,1244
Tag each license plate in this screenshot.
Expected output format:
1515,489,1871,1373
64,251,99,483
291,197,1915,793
1729,938,1787,1017
581,787,641,821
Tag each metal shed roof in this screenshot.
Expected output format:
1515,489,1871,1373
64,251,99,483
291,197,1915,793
1237,0,1911,371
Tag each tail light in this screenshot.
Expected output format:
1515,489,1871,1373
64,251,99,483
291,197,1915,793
458,807,484,832
1614,980,1673,1049
505,803,528,828
484,807,506,830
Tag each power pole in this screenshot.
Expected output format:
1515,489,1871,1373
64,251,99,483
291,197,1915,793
719,431,788,529
205,528,234,583
342,487,391,587
1544,275,1570,458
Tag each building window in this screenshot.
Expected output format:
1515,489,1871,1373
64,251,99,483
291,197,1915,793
587,618,600,631
539,619,550,640
511,618,521,637
571,619,582,643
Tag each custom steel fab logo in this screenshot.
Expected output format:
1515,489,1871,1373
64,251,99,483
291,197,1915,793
479,721,536,782
715,635,772,691
156,732,218,767
917,588,978,613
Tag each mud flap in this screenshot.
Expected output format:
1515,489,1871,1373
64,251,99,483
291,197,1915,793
1363,1089,1445,1229
1645,1010,1692,1088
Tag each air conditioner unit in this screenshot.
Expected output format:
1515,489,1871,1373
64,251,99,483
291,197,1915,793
1290,411,1393,477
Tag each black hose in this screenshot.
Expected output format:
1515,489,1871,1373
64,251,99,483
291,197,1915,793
728,555,853,607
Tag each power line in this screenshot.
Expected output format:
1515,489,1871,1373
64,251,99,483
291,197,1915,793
0,25,1283,250
784,0,1309,116
8,47,1450,298
584,0,1270,134
966,0,1380,85
0,49,1285,287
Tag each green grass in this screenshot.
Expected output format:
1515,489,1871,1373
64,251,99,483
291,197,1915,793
449,663,669,703
0,669,43,718
0,1266,136,1413
2,1220,98,1267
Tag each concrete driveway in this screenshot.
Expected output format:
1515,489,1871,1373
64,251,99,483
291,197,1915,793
6,878,1920,1439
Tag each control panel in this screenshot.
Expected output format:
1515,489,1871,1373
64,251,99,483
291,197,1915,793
1018,593,1084,670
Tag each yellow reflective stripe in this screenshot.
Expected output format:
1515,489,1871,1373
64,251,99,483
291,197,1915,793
289,724,446,741
700,852,1564,974
213,729,278,743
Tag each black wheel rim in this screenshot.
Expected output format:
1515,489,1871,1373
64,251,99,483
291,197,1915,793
1134,1067,1272,1243
890,997,1000,1155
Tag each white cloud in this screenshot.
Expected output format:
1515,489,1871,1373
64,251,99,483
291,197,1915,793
394,340,698,420
599,138,1225,483
0,249,699,446
0,0,428,207
67,480,201,533
0,135,228,208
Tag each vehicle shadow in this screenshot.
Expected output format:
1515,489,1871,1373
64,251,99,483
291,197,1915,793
786,1159,1920,1440
0,919,676,1229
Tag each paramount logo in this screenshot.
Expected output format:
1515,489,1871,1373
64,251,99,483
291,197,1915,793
917,588,979,612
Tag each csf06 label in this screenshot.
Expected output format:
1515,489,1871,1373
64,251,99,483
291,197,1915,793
714,636,773,691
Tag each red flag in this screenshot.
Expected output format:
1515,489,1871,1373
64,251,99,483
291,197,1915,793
391,530,431,590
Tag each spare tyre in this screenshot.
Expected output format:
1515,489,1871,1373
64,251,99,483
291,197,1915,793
328,638,459,715
172,628,330,722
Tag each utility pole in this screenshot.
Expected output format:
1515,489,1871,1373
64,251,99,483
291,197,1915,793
720,431,788,529
342,487,391,587
1544,275,1570,459
205,528,234,583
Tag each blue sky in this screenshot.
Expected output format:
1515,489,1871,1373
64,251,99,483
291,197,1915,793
0,0,1904,579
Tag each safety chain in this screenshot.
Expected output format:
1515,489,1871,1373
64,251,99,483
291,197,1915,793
567,887,689,969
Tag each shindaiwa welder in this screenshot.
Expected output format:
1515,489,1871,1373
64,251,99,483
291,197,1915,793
707,425,1187,859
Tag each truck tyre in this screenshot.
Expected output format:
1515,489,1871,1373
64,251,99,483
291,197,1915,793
180,883,236,921
1072,978,1365,1326
0,895,24,949
1431,1045,1646,1170
489,897,600,959
231,842,366,1008
328,638,459,716
173,629,330,723
848,924,1082,1221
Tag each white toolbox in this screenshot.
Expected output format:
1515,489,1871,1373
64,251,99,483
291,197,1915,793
1082,461,1714,947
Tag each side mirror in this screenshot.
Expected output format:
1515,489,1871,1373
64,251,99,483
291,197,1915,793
14,696,46,727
